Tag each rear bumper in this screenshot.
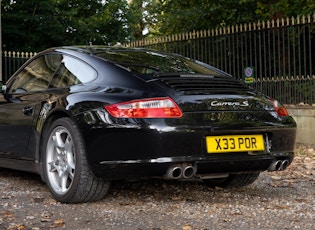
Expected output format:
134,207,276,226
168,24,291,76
91,152,294,180
77,110,296,180
84,125,296,163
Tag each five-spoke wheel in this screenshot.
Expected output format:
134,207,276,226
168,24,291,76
43,117,110,203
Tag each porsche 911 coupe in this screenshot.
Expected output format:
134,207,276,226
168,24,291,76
0,46,296,203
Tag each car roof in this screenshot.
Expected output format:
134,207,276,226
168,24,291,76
40,46,232,78
52,46,152,55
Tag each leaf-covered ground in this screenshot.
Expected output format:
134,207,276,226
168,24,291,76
0,144,314,230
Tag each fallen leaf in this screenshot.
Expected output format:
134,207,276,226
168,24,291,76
52,219,65,227
271,176,282,180
171,196,182,201
231,211,242,215
183,224,193,230
33,197,45,203
1,211,13,217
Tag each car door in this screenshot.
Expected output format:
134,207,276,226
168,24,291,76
0,54,61,160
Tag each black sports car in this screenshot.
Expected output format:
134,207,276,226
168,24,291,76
0,46,296,203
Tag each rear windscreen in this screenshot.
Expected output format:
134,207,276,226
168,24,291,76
95,50,226,77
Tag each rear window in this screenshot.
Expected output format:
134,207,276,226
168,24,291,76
95,50,224,76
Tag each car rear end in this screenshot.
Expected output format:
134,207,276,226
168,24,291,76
82,48,296,182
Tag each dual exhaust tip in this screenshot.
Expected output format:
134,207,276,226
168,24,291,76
268,159,290,172
164,163,197,179
165,159,289,179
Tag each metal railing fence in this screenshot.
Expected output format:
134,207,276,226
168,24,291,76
1,51,37,82
1,14,314,105
126,14,315,105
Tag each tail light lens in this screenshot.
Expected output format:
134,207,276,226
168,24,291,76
105,97,183,118
269,98,289,117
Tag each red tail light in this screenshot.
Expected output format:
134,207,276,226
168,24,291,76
105,97,183,118
269,99,289,117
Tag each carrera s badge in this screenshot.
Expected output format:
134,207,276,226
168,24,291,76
210,101,249,107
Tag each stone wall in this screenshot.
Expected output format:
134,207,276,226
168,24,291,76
287,107,315,145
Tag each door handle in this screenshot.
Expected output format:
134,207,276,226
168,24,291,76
23,107,33,116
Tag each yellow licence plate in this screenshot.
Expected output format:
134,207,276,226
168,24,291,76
206,134,265,153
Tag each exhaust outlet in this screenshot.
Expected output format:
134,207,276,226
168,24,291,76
268,159,290,171
164,164,182,179
164,163,197,179
280,159,289,170
182,163,197,179
268,160,283,171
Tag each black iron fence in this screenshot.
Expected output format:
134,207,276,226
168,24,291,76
1,51,37,82
1,14,314,105
126,14,315,105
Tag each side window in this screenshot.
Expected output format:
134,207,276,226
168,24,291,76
50,55,96,88
9,54,62,93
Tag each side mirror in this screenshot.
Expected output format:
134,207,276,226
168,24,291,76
0,82,7,94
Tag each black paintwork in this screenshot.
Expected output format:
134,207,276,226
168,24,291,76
0,46,296,180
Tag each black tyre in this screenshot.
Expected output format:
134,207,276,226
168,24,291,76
203,171,260,188
42,117,110,203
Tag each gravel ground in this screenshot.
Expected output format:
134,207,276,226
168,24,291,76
0,144,314,230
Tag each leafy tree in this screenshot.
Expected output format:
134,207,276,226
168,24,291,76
2,0,314,50
256,0,315,19
55,0,131,46
151,0,315,35
2,0,62,51
150,0,258,35
128,0,159,40
1,0,132,51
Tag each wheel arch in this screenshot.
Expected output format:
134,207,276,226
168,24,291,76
38,114,110,203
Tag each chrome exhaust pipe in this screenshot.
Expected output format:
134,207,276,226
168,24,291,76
280,159,289,170
268,160,283,171
164,164,182,179
164,163,197,179
268,159,290,171
182,163,197,179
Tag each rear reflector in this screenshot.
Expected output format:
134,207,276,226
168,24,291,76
105,98,183,118
269,98,289,117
